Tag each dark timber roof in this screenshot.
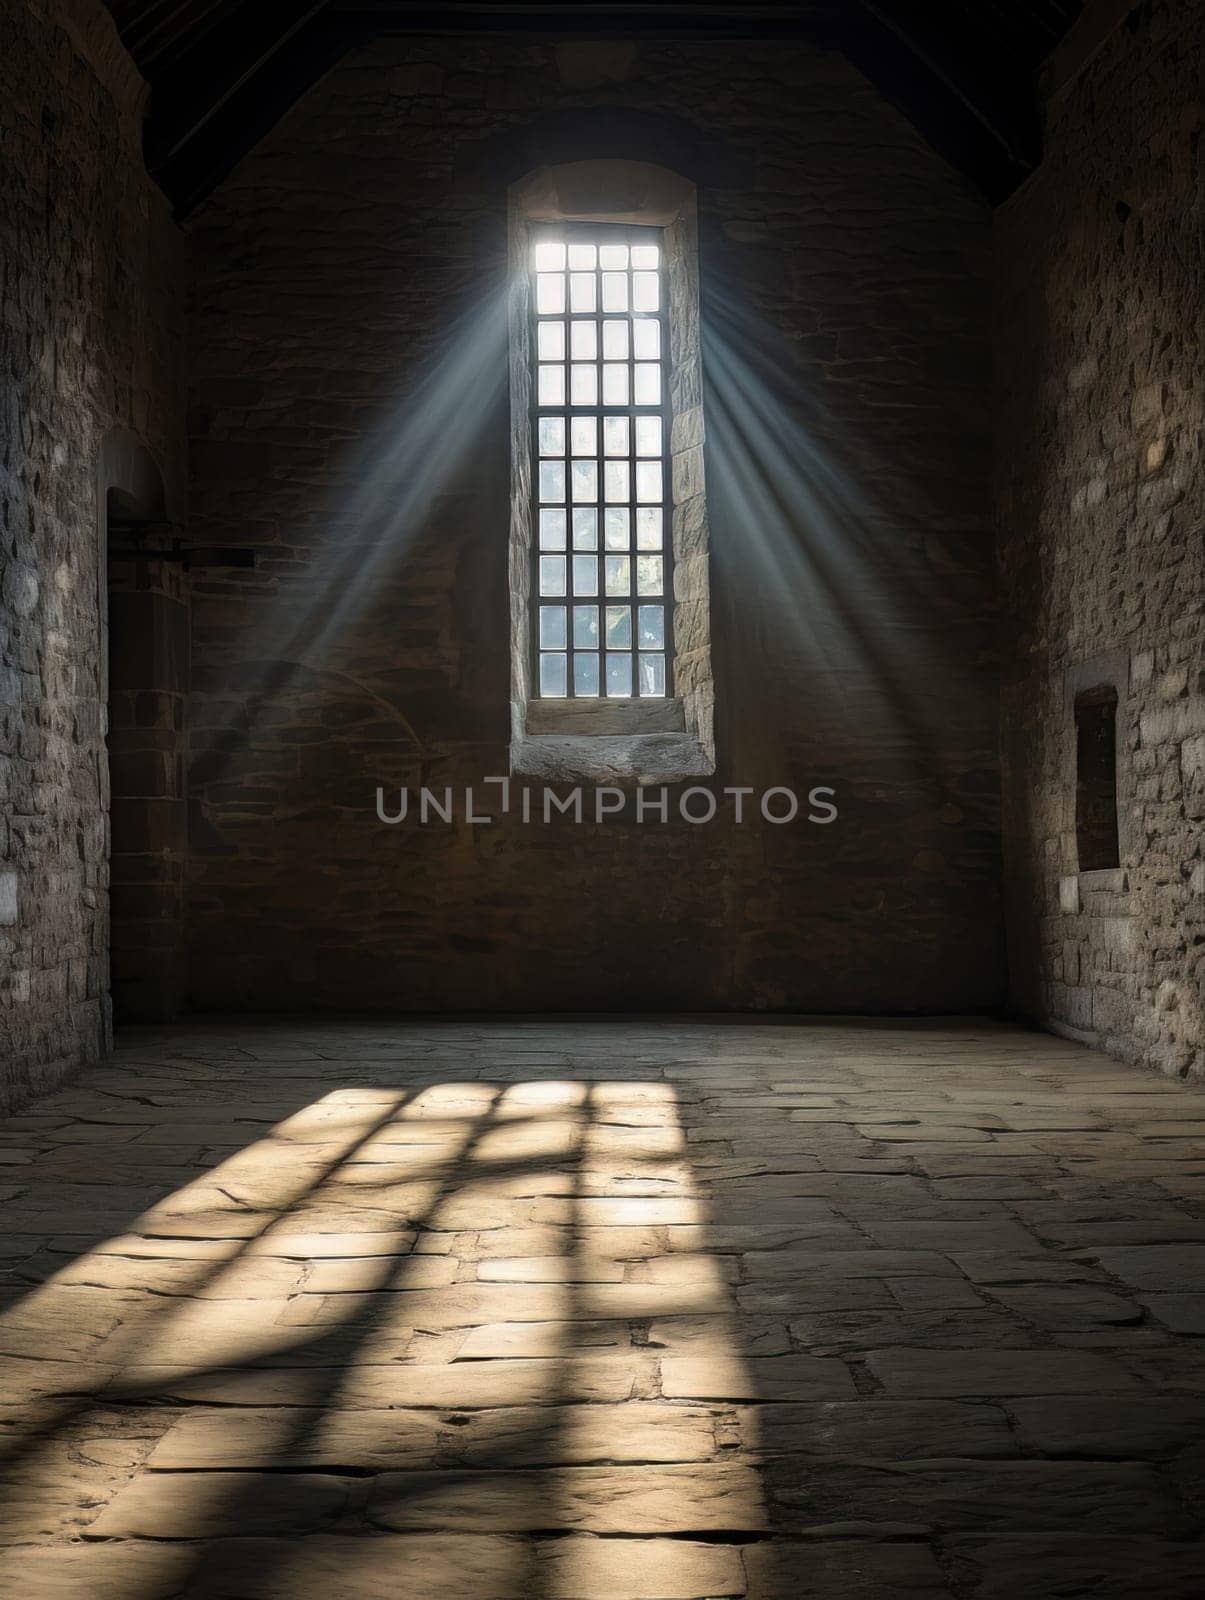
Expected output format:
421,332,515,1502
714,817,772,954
102,1,1084,216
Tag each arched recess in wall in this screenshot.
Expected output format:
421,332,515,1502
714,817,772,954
464,109,746,783
96,428,187,1032
459,105,750,197
96,428,168,691
504,154,717,780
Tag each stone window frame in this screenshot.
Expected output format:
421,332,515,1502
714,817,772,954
1064,648,1131,897
508,160,715,783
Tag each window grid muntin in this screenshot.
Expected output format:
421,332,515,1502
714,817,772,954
530,221,672,699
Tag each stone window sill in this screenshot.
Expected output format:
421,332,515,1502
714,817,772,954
1077,867,1128,892
1060,865,1131,916
511,730,714,784
526,696,686,736
514,695,713,781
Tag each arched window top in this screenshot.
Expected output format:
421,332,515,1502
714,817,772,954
511,160,696,229
97,428,168,523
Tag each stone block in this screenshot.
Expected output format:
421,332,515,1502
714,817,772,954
1182,733,1205,777
1140,701,1205,745
865,1348,1138,1396
1051,983,1093,1030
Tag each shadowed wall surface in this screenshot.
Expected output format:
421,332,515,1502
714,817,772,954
0,0,186,1109
996,0,1204,1077
184,34,1000,1016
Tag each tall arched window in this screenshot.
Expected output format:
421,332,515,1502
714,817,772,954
509,162,714,781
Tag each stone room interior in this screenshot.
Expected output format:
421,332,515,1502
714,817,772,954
1,0,1203,1595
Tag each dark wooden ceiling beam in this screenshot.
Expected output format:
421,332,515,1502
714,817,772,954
154,10,368,216
132,1,1067,214
856,1,1041,169
833,2,1041,201
113,0,243,69
332,1,834,36
144,0,331,172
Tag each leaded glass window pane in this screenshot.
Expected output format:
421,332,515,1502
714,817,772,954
531,223,671,698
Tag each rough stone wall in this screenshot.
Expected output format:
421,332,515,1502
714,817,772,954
0,0,186,1109
186,34,999,1013
997,0,1204,1076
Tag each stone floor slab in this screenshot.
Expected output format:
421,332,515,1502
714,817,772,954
947,1535,1205,1599
865,1346,1140,1397
743,1540,954,1598
367,1462,766,1533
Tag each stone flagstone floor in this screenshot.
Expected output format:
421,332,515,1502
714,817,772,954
2,1017,1205,1598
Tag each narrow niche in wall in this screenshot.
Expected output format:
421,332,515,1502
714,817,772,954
1074,685,1120,872
103,468,187,1024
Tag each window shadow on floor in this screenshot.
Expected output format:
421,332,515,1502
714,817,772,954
0,1023,784,1598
